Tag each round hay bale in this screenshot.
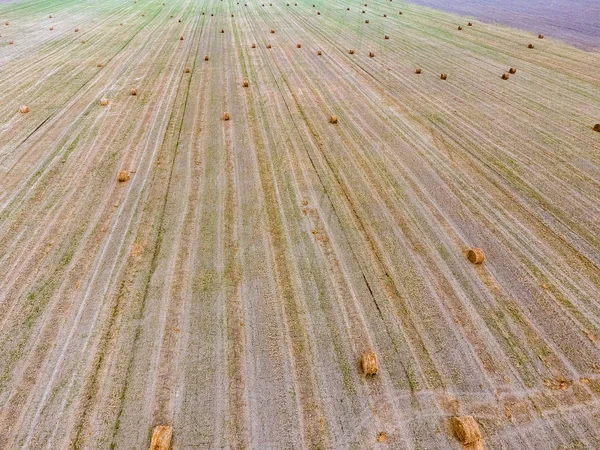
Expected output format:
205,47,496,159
271,29,275,33
211,13,214,16
297,43,302,48
593,124,600,132
231,14,234,17
399,11,402,14
415,68,421,74
384,35,389,39
243,79,249,87
509,67,517,74
221,29,224,33
9,40,14,44
349,49,354,54
131,88,138,95
97,62,103,67
120,22,123,25
538,34,544,39
180,35,184,40
369,51,375,57
440,73,447,80
528,43,534,48
223,112,230,121
74,28,79,32
501,73,509,80
362,10,365,13
184,66,191,73
251,43,256,48
329,115,338,124
266,43,271,48
347,7,350,10
317,11,320,15
19,105,29,114
81,40,86,44
117,170,130,182
204,55,209,60
49,15,52,18
365,19,369,23
178,19,181,22
5,21,9,25
361,352,378,375
467,248,485,264
317,50,322,55
458,26,462,30
383,13,386,17
468,22,473,26
50,26,54,30
451,416,481,445
100,98,109,107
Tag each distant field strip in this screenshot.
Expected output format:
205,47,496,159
1,0,600,448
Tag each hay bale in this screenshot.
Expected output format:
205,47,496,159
317,11,320,15
349,49,354,54
440,73,447,80
251,43,256,48
383,13,386,17
271,29,275,33
593,124,600,132
415,68,421,74
347,7,350,10
501,73,509,80
74,28,79,32
223,112,230,121
204,55,209,60
467,248,485,264
50,26,54,30
329,115,338,124
9,40,14,44
100,98,109,106
399,11,402,14
317,50,322,55
19,105,29,114
528,43,534,48
451,416,481,445
131,88,138,95
243,79,249,87
117,170,130,182
538,34,544,39
180,35,184,40
184,66,191,73
49,15,52,18
97,63,103,67
384,35,389,39
509,67,517,74
297,43,302,48
150,425,173,450
221,29,224,33
369,51,375,57
361,352,378,375
266,43,271,48
468,22,473,26
5,21,8,25
458,26,462,30
178,19,181,22
365,19,369,23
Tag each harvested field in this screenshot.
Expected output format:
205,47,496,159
0,0,600,448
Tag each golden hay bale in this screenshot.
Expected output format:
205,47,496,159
100,98,109,106
317,50,322,55
81,40,86,44
349,49,354,54
329,115,338,124
528,43,534,48
220,29,224,33
440,73,447,80
501,73,509,80
74,28,79,32
451,416,481,445
150,425,173,450
251,43,256,48
509,67,516,74
369,51,375,57
50,26,54,30
19,105,29,114
467,248,485,264
5,21,8,25
180,35,184,40
297,43,302,48
376,431,388,442
243,79,249,87
204,55,209,60
271,29,275,33
361,352,378,375
593,124,600,132
468,22,473,26
9,40,14,44
49,15,52,18
415,68,422,74
458,26,462,30
131,88,138,95
384,35,389,39
538,34,544,39
223,112,230,121
266,43,271,48
97,62,103,67
117,170,130,182
184,66,191,73
365,19,369,23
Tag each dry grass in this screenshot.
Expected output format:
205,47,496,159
19,105,30,114
361,352,378,375
467,248,485,264
329,115,338,124
451,416,481,445
117,170,130,182
150,425,173,450
100,98,109,106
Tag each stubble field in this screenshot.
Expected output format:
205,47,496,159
1,0,600,448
